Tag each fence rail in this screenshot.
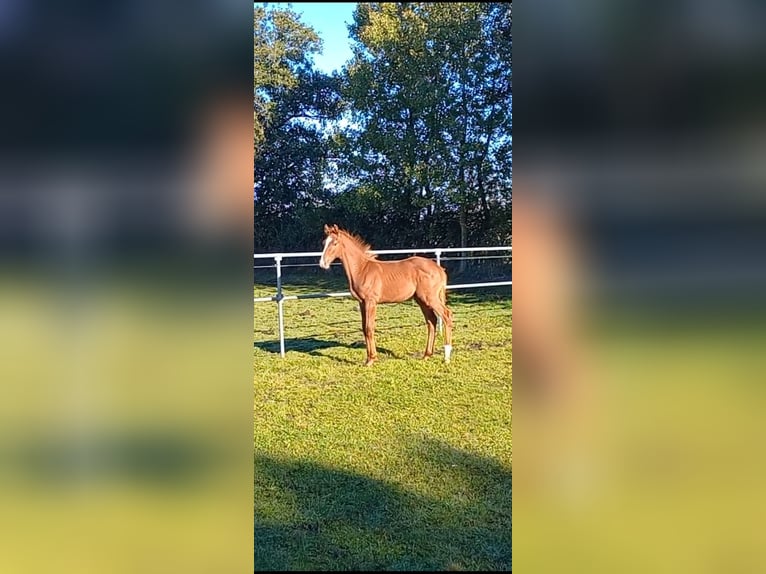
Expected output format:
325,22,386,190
254,246,512,357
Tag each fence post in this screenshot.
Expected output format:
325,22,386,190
275,255,285,358
436,250,443,335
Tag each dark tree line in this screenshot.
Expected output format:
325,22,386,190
254,2,511,254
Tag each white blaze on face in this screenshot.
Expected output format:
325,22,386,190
319,235,333,269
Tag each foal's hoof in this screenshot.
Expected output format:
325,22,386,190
364,359,376,367
422,353,433,360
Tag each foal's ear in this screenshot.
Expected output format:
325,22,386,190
324,224,332,235
331,224,339,233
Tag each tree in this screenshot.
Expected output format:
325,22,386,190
340,2,512,256
254,5,321,156
254,5,343,251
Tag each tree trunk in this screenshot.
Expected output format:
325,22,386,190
459,205,468,275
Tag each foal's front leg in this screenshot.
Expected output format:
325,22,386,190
362,300,378,366
358,301,368,363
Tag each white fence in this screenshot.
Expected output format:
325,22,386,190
254,246,512,357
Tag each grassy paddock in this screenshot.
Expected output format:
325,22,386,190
254,275,512,570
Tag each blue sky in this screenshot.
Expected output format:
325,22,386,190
270,2,357,74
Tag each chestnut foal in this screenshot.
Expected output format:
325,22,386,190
319,224,454,366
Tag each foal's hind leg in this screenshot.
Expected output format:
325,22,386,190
424,295,454,362
415,297,438,358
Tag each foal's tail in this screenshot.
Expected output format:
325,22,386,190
439,266,448,305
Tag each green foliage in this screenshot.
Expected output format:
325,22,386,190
254,5,323,153
253,3,512,252
340,3,512,248
254,6,344,251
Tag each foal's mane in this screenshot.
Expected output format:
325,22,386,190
339,229,379,260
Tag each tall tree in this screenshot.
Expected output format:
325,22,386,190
254,5,343,251
439,3,512,259
341,2,512,254
254,5,321,156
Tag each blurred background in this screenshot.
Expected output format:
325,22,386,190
0,1,253,572
514,0,766,572
5,0,766,571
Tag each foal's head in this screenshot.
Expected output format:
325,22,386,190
319,224,342,269
319,224,375,269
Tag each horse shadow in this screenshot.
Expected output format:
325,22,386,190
254,337,397,362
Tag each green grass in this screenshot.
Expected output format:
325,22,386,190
254,275,512,571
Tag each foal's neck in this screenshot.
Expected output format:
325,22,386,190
339,240,371,285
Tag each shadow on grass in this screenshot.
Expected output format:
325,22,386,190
449,287,512,306
254,272,350,293
254,337,397,362
254,439,511,571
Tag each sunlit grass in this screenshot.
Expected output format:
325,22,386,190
254,276,512,570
